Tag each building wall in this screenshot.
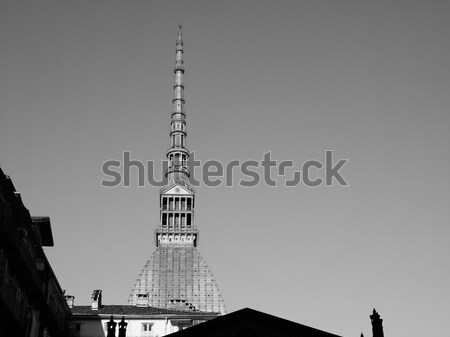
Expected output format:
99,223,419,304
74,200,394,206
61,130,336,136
72,317,189,337
0,168,72,337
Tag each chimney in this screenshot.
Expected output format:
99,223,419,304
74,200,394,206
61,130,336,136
65,295,75,308
118,316,128,337
370,308,384,337
91,290,102,310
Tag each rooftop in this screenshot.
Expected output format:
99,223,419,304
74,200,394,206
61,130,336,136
71,305,219,318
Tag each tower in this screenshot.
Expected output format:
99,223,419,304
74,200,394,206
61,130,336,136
128,27,226,314
370,309,384,337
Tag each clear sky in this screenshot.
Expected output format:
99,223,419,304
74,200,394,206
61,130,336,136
1,1,449,336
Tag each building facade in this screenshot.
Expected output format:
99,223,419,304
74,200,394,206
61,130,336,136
127,27,226,314
0,167,72,337
70,290,218,337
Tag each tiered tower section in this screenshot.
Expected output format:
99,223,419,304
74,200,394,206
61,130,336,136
166,26,190,184
157,26,197,248
128,27,226,314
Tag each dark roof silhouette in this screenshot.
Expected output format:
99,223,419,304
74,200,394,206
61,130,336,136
167,307,343,337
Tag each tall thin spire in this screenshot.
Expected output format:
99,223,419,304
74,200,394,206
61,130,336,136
165,24,191,189
157,25,197,248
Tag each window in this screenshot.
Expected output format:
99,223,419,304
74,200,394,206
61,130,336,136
187,214,191,228
142,323,153,336
142,323,152,331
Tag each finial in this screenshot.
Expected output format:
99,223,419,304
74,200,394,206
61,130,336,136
178,24,182,30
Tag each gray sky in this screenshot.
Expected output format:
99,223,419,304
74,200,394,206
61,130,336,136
1,1,449,336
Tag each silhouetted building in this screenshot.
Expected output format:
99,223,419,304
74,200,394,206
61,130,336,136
70,290,219,336
0,167,72,337
165,308,343,337
370,309,384,337
128,26,226,314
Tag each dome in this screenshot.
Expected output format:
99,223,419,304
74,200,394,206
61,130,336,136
128,246,226,314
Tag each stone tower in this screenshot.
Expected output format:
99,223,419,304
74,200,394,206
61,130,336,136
128,27,226,314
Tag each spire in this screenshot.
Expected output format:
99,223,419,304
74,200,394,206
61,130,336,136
173,24,185,114
156,26,197,248
165,25,191,189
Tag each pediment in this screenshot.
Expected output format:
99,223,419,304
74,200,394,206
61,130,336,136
161,184,193,195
